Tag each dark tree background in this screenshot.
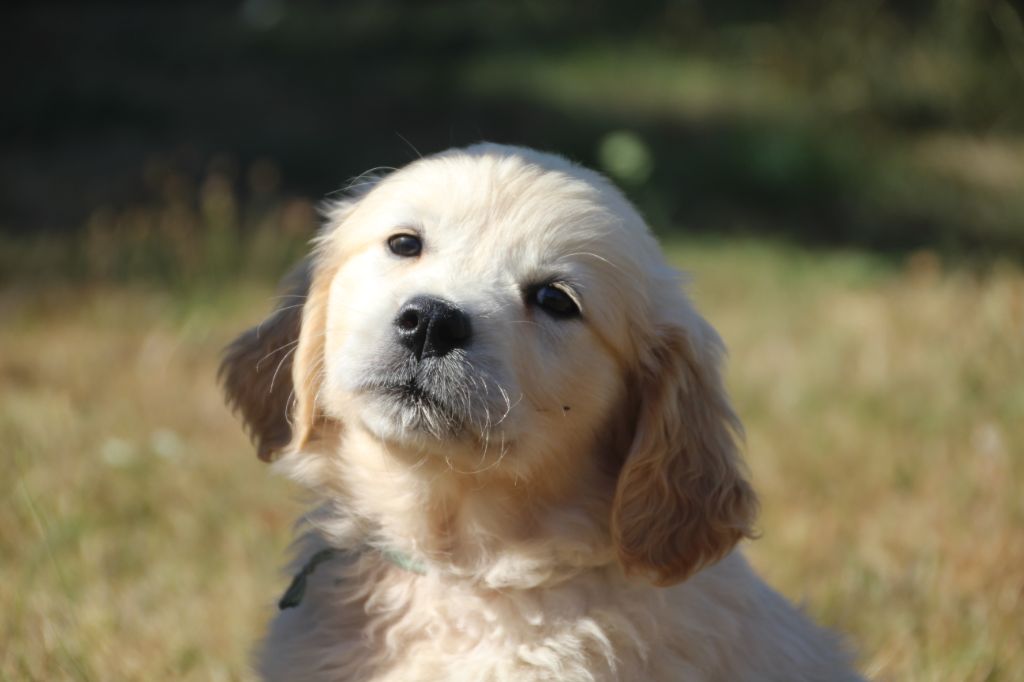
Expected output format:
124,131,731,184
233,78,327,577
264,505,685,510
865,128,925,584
3,0,1023,278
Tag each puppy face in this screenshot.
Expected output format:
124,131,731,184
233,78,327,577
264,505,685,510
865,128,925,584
314,150,646,473
223,145,757,584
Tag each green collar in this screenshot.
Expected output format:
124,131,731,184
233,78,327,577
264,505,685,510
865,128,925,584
279,547,427,610
380,548,428,576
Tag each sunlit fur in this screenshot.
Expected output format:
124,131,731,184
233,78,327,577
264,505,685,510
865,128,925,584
222,144,863,681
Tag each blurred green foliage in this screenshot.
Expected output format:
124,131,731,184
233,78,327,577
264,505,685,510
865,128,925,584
2,0,1023,282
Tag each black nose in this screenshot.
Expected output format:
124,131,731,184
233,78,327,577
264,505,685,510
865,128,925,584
394,296,472,359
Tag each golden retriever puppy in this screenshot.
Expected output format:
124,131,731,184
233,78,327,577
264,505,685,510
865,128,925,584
221,144,863,681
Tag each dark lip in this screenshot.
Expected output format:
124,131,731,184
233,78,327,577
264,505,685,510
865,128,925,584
378,380,441,407
396,381,431,402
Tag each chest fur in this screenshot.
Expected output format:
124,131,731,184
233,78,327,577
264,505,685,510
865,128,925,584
259,558,689,682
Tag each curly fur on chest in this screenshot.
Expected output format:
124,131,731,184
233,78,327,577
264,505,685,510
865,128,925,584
258,542,856,682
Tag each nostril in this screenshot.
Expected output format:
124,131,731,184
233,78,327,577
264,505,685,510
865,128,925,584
397,308,420,331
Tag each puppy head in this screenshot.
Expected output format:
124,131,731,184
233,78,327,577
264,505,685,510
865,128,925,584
284,146,642,475
221,144,756,583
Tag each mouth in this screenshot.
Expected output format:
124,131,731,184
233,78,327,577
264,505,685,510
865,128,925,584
353,353,511,443
361,371,469,439
384,379,449,412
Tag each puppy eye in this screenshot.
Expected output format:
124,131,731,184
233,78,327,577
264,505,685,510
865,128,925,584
532,284,580,319
387,234,422,258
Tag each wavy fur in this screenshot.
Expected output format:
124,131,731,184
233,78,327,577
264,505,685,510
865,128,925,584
221,144,863,681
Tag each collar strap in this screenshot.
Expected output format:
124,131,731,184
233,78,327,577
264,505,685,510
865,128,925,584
381,547,428,576
279,547,427,610
278,548,336,610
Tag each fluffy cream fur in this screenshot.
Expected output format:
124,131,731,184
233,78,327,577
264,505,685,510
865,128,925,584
222,144,864,681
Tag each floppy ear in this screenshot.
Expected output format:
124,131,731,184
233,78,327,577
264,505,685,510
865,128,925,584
220,180,381,460
219,261,311,461
611,314,758,586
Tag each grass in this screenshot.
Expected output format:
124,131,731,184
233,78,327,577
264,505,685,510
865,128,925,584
2,238,1022,680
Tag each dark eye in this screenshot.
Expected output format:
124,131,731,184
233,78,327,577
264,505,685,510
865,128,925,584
387,233,422,257
533,284,580,318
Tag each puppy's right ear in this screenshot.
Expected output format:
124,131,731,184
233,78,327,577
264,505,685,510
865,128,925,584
220,175,382,461
220,261,311,461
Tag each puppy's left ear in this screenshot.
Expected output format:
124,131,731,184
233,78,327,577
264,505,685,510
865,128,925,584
612,310,758,586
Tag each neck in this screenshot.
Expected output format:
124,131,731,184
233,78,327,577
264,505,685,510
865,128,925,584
292,426,618,589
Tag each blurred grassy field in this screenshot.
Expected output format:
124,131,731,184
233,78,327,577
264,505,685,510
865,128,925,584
2,238,1021,681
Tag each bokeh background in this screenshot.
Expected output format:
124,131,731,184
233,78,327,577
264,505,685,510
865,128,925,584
3,1,1022,680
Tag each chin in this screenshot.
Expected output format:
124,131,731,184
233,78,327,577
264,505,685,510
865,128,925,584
358,395,469,447
220,143,864,681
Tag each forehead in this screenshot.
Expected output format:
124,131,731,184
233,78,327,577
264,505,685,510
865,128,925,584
356,152,649,279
